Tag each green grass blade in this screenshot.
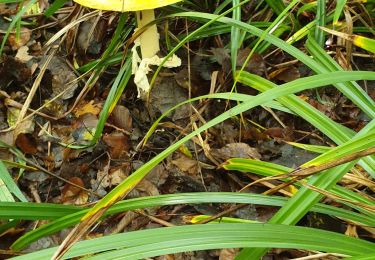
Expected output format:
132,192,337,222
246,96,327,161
231,0,241,75
287,142,332,154
11,224,375,260
82,70,375,226
0,161,27,202
169,12,375,118
333,0,347,26
315,0,326,46
237,163,357,259
90,58,132,144
237,123,375,259
223,158,375,213
44,0,68,17
303,132,375,167
10,191,374,250
237,72,375,177
0,0,37,56
306,34,375,117
0,202,80,220
346,253,375,260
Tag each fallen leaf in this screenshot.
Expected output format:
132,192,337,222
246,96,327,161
103,132,130,159
171,155,199,175
264,127,293,141
212,143,261,162
15,133,37,155
8,27,31,50
111,105,132,132
15,46,33,62
73,100,102,117
96,164,130,189
269,66,300,82
61,177,88,205
236,47,266,75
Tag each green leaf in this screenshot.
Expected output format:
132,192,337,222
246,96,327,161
237,71,375,178
333,0,347,25
315,0,326,46
83,70,375,224
10,192,374,250
0,161,27,202
44,0,68,17
236,122,375,259
11,224,375,260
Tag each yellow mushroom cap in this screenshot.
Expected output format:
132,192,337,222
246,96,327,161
73,0,182,11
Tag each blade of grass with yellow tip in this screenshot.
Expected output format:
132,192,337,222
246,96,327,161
302,132,375,168
320,27,375,53
237,121,375,259
286,142,332,154
222,158,375,215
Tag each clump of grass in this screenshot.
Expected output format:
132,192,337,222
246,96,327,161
1,1,375,259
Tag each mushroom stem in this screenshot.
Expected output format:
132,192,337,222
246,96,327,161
136,9,160,58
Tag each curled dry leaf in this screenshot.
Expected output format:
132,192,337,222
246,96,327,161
61,177,88,205
15,46,34,63
111,105,132,132
96,164,130,189
103,132,130,159
8,27,31,50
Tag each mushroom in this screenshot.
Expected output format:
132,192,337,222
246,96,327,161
73,0,182,97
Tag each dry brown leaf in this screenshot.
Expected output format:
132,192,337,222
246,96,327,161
8,27,31,50
212,143,261,162
219,248,238,260
136,179,160,197
96,164,130,189
171,155,199,175
15,133,37,155
61,177,88,205
111,105,132,132
269,66,300,82
103,132,130,159
264,127,293,141
236,47,265,75
15,46,33,62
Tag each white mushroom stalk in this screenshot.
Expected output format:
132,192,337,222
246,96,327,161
73,0,182,98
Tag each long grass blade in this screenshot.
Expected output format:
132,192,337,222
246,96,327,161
11,224,375,260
